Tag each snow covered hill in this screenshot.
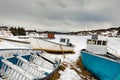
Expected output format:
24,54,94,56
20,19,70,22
76,27,120,37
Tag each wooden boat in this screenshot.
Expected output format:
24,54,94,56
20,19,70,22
29,37,74,53
0,49,60,80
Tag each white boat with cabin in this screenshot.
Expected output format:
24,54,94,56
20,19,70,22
0,35,74,53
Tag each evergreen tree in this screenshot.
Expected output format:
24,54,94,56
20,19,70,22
21,27,26,35
14,27,18,36
17,27,21,36
118,29,120,35
117,27,120,35
9,27,14,34
10,26,26,36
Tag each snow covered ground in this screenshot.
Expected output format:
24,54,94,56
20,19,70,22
1,34,120,80
0,41,29,49
47,35,120,80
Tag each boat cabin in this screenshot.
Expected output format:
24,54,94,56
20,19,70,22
86,35,107,54
60,38,72,46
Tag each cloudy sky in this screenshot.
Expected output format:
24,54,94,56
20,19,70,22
0,0,120,32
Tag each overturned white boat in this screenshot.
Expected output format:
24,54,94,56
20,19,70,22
0,49,60,80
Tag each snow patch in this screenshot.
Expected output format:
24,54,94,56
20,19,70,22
58,67,82,80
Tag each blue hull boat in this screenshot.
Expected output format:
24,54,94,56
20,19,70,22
81,50,120,80
80,35,120,80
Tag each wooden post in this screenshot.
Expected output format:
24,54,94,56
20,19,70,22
60,44,65,58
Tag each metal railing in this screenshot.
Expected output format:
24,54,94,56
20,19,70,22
107,47,119,58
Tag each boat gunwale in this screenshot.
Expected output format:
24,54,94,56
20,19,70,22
81,50,120,64
0,49,32,50
0,37,30,44
33,48,74,53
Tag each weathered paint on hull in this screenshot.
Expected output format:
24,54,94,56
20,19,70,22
81,51,120,80
0,52,61,80
33,48,74,53
30,38,74,53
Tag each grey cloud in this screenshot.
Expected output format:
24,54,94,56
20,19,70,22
0,0,120,32
56,1,67,8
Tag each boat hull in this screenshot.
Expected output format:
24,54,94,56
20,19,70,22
81,51,120,80
30,38,74,53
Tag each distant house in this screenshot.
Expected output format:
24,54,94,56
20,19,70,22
47,33,55,39
0,26,8,31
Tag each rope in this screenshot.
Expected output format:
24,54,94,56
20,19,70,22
59,44,65,58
